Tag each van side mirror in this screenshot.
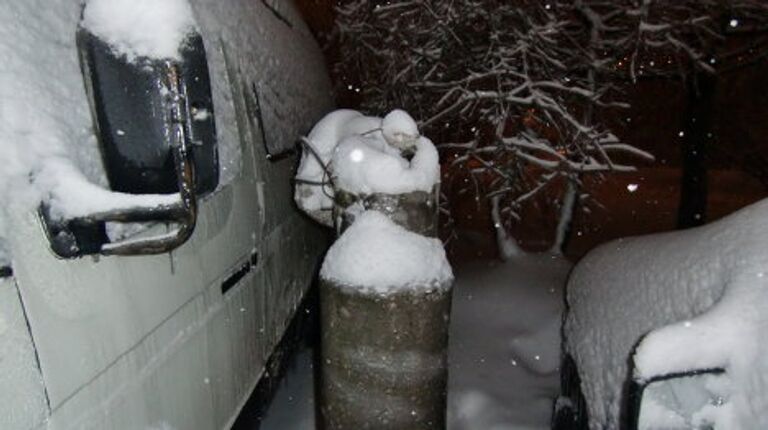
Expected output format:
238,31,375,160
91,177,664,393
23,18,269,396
41,26,218,258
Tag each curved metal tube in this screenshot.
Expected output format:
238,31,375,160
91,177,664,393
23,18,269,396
99,63,198,256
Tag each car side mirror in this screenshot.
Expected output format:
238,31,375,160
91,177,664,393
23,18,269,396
41,26,218,258
629,368,727,430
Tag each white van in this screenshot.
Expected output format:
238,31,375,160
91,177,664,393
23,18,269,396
0,1,333,429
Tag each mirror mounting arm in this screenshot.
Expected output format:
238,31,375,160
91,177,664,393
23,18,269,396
42,63,199,258
39,25,217,259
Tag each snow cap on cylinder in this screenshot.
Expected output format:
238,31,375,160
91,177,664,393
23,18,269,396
320,211,453,294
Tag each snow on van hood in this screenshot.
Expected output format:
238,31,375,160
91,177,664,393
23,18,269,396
564,198,768,429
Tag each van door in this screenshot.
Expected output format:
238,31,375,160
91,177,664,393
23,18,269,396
0,274,48,429
9,146,264,430
4,0,332,428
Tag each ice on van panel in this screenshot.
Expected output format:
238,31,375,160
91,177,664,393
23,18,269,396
295,109,440,226
564,197,768,429
320,211,452,294
81,0,197,61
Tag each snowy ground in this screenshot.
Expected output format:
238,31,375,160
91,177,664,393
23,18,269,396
448,254,570,430
258,254,571,430
258,349,317,430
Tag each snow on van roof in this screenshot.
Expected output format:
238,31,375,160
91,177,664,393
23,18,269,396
564,197,768,428
81,0,197,61
320,211,453,294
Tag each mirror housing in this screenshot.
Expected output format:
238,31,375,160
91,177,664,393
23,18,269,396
628,368,727,430
41,25,218,258
77,28,218,195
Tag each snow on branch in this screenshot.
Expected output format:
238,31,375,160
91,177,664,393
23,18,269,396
332,0,767,241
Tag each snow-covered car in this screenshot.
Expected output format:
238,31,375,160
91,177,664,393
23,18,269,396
554,198,768,429
0,0,333,429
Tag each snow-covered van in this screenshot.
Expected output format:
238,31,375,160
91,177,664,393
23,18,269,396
554,199,768,429
0,0,333,429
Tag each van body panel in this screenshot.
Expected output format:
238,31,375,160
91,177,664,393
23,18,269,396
0,277,48,429
4,0,333,428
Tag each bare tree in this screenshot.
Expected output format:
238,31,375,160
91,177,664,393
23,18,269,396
332,0,768,254
572,0,768,229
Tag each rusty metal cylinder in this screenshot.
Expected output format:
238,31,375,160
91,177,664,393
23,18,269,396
319,187,452,430
319,280,452,429
333,188,439,237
